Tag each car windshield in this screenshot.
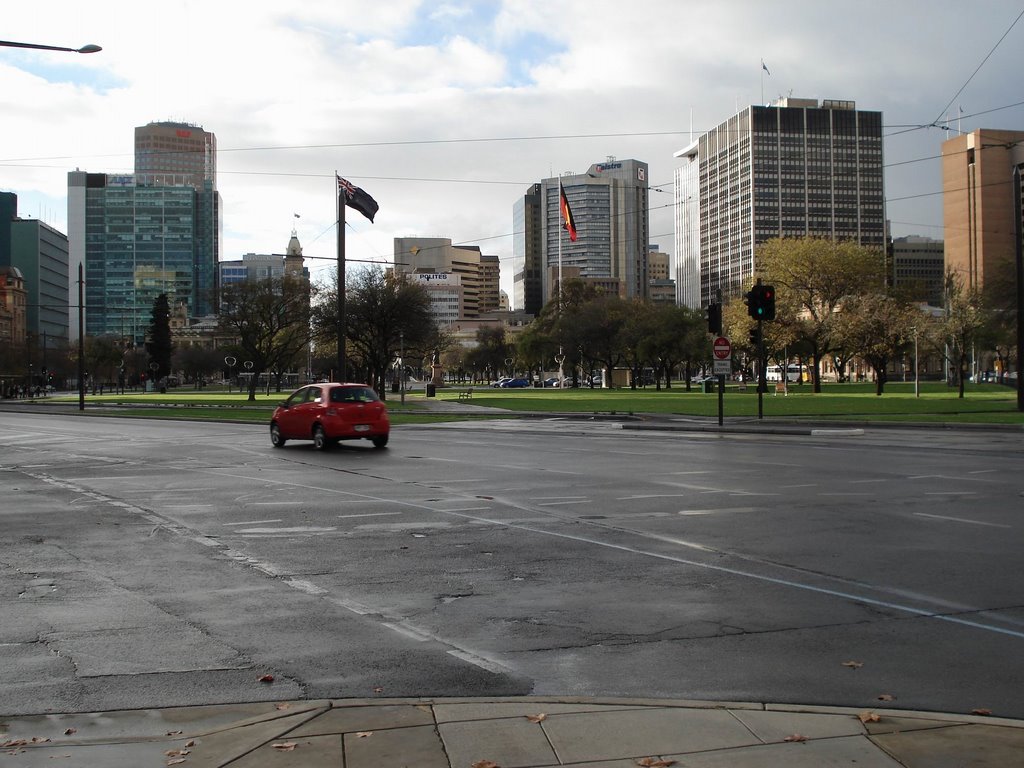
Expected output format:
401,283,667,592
329,387,379,403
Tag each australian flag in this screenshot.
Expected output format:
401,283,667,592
337,176,379,223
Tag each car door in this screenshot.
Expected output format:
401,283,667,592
277,386,316,438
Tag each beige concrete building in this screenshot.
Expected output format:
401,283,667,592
394,237,500,319
942,129,1024,291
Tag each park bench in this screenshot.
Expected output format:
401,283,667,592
458,388,474,400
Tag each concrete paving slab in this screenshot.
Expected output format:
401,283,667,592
173,709,326,768
46,624,248,676
541,707,758,763
440,716,558,768
344,724,450,768
729,709,867,742
862,715,971,735
432,700,645,723
666,735,905,767
290,703,435,737
228,734,342,767
0,741,178,768
0,642,73,685
869,723,1024,768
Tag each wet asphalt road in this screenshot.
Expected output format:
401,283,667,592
2,410,1023,718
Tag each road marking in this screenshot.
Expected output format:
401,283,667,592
224,519,282,526
239,526,337,534
383,622,432,642
618,494,690,500
165,504,214,509
914,513,1010,529
251,501,304,506
537,500,590,506
284,578,328,595
447,649,515,675
849,478,888,484
780,484,818,489
678,507,758,516
336,512,403,519
969,470,998,475
924,491,977,496
531,496,588,500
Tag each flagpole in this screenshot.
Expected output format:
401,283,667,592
557,180,564,312
336,177,346,381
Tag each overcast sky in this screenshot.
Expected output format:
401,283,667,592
2,1,1022,303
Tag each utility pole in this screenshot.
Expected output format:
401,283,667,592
1014,165,1023,412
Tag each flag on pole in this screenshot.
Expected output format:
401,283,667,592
337,176,379,223
761,59,770,75
559,182,577,242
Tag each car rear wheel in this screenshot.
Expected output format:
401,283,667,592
372,435,389,449
270,423,286,448
313,425,330,451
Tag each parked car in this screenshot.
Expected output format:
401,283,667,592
491,378,512,388
543,377,564,387
500,377,531,388
270,383,389,450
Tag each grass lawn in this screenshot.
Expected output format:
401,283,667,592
40,380,1024,425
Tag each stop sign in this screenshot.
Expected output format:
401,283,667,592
712,336,731,360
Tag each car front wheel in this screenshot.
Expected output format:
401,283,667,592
270,423,286,448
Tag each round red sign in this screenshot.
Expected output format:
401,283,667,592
712,336,731,360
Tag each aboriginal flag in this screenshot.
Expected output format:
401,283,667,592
337,176,379,223
559,182,577,242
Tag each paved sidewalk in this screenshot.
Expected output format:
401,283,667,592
3,697,1022,767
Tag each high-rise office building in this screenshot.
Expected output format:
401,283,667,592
512,183,543,315
891,235,945,306
393,236,488,319
942,129,1024,292
539,158,650,303
67,122,221,342
674,98,885,308
1,192,70,348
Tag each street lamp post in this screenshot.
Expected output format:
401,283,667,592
0,39,101,54
224,356,236,393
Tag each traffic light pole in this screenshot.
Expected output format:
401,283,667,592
756,318,766,420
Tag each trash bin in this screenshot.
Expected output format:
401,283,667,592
426,383,436,398
702,379,714,394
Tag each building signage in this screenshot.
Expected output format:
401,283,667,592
595,162,622,172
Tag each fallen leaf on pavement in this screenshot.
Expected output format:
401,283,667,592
877,694,895,702
471,761,501,768
355,731,373,738
258,674,275,683
167,759,187,766
784,734,808,742
842,661,864,669
63,728,77,736
373,686,384,693
858,711,882,723
165,748,190,757
166,731,184,736
972,709,993,716
275,702,292,710
272,742,298,751
636,758,676,767
185,740,195,748
525,714,547,723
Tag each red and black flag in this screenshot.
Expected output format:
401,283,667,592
559,182,577,242
337,176,379,223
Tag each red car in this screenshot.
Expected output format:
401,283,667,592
270,383,390,450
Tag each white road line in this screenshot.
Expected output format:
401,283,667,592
537,500,590,507
924,491,977,496
914,513,1010,528
969,470,998,475
165,504,214,509
251,501,304,505
447,649,515,675
780,484,818,489
618,494,690,500
383,622,432,642
849,478,888,484
336,512,403,519
283,578,328,596
531,496,589,500
224,519,283,526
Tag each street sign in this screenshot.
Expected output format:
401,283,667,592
713,359,731,375
712,336,731,360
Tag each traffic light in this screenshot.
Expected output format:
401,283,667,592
744,282,777,321
744,284,763,319
706,302,722,334
761,285,776,321
748,326,763,347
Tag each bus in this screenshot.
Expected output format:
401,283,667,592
765,364,805,383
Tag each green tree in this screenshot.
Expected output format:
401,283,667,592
940,270,988,399
637,303,705,389
758,238,886,392
219,275,314,401
314,266,435,397
832,294,923,395
144,294,174,384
